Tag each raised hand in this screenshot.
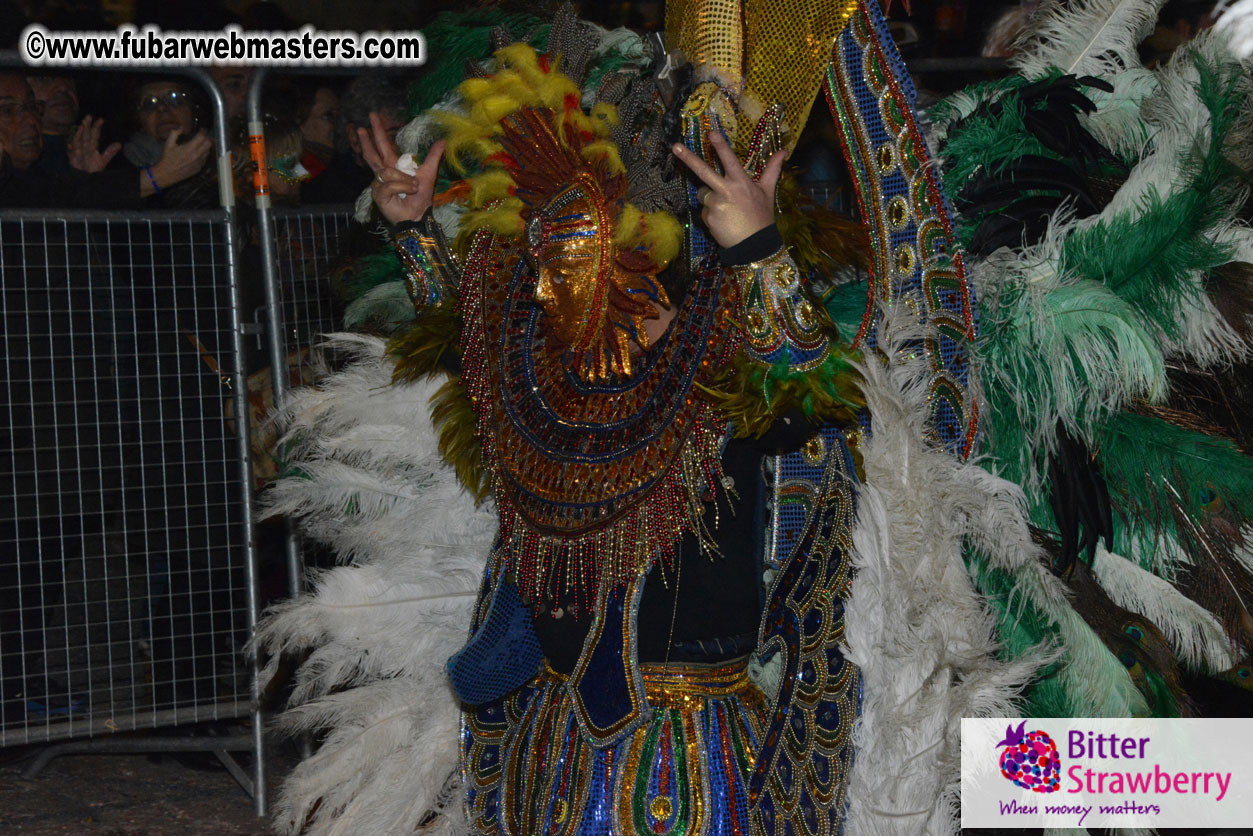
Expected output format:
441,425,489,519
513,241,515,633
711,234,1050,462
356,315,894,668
67,115,122,174
360,112,443,225
144,128,212,195
671,128,786,249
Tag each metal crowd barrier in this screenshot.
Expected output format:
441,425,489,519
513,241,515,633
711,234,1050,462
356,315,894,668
268,205,356,387
0,58,266,816
0,208,261,791
246,68,375,604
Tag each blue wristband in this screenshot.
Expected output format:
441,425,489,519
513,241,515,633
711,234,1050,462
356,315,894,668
144,165,162,195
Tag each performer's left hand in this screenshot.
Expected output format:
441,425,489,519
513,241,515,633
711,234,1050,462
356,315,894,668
67,115,121,174
672,129,785,249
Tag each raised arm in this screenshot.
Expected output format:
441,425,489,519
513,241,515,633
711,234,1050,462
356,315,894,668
360,113,457,310
672,130,831,370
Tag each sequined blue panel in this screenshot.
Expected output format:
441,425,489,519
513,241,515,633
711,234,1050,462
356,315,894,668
462,664,768,836
751,426,859,834
448,572,544,706
822,0,980,458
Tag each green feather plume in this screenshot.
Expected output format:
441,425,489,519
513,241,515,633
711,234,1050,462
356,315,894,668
977,267,1167,494
821,280,871,340
965,545,1151,718
336,251,402,302
697,343,863,439
411,11,548,115
1061,50,1248,341
1099,409,1253,561
930,77,1048,197
387,303,463,383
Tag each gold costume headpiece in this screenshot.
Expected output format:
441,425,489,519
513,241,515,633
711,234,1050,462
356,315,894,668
438,45,682,382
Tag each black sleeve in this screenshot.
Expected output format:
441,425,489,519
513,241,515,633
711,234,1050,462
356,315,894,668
2,167,144,210
64,168,144,210
718,224,783,267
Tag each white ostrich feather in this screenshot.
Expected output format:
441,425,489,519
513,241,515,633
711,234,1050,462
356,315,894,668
1215,0,1253,59
1080,67,1158,157
843,300,1163,834
1073,34,1253,368
1238,527,1253,575
255,335,492,836
1001,0,1165,199
926,86,987,143
273,680,468,836
1091,546,1236,674
970,228,1167,492
1012,0,1166,80
842,313,1049,836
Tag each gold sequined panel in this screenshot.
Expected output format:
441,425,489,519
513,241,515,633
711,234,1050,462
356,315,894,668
668,0,860,154
741,0,860,152
665,0,744,83
641,658,765,711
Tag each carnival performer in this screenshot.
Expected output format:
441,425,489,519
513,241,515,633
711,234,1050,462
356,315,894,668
361,29,866,836
256,2,1253,835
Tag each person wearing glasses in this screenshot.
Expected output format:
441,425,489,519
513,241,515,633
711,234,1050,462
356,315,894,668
121,79,214,208
0,73,208,208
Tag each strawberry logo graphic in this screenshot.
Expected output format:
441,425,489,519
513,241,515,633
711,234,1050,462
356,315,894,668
996,721,1061,793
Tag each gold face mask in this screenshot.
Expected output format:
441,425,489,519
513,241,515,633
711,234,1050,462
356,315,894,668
528,173,669,383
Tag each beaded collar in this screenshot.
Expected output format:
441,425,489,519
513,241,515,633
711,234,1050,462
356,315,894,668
459,230,741,615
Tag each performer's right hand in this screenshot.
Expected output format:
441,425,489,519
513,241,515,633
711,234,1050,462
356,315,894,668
360,111,444,225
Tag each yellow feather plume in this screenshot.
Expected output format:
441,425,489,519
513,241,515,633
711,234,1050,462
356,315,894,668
591,102,620,131
471,94,523,128
438,42,680,277
457,200,525,251
638,212,683,270
612,205,644,247
495,44,579,110
580,140,625,175
611,206,683,271
466,171,515,208
458,77,492,100
436,111,502,171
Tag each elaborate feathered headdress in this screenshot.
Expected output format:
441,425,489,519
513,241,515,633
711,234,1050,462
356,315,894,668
437,44,683,381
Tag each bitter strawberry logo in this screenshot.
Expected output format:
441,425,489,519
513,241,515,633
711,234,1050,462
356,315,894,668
996,721,1061,793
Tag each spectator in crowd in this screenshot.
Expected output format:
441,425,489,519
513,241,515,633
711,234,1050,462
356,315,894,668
246,77,335,192
0,72,42,172
233,113,307,207
121,78,215,207
26,74,78,175
208,65,252,131
302,75,407,204
1143,0,1214,63
299,83,339,182
0,73,209,208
